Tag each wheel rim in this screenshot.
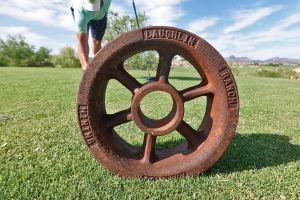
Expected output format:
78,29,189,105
77,26,239,178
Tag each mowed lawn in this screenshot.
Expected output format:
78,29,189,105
0,67,299,199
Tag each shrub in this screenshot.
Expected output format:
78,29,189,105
256,69,299,80
52,47,81,68
268,63,283,67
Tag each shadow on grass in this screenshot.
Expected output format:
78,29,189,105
208,133,300,174
169,76,201,81
141,76,201,81
155,138,186,150
0,114,12,124
154,133,299,174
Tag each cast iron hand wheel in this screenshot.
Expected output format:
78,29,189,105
77,26,239,178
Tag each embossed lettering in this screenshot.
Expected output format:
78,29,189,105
220,71,230,79
152,29,158,38
143,28,199,48
83,130,93,138
223,78,232,86
159,29,165,38
80,118,89,126
188,37,197,46
228,97,238,105
226,84,235,92
78,105,96,147
219,68,238,108
182,34,189,43
166,30,171,38
177,32,183,41
82,125,90,132
171,31,177,40
144,30,151,39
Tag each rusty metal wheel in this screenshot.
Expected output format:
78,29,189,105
77,26,239,178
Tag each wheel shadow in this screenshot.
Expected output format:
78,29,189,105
207,133,300,174
141,76,200,81
156,133,300,174
168,76,201,81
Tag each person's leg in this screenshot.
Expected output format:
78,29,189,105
76,32,89,70
92,37,102,55
89,15,108,56
73,6,90,70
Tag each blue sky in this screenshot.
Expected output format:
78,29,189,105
0,0,299,59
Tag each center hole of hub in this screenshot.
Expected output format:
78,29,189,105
140,91,174,120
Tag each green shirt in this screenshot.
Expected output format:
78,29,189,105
71,0,111,33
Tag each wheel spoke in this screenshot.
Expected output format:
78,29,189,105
114,65,142,93
156,49,175,83
104,108,133,128
180,83,214,102
177,121,205,148
141,134,157,164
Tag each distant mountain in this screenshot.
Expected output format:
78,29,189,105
262,57,300,65
226,55,300,65
226,55,253,64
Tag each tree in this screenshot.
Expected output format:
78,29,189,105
52,47,81,68
104,11,147,41
0,35,35,67
31,47,53,67
0,35,54,67
104,12,158,70
0,49,9,66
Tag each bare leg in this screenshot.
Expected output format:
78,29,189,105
92,37,102,56
76,32,89,71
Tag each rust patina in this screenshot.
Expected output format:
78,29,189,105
77,26,239,178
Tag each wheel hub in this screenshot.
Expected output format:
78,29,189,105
131,80,184,136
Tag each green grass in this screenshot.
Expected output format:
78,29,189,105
0,67,299,199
